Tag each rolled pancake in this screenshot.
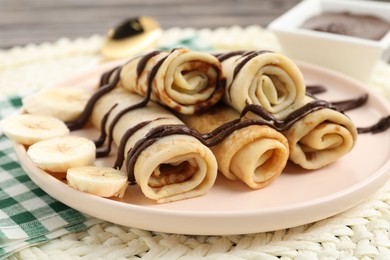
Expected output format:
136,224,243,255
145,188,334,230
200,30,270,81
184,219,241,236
282,100,358,170
217,51,306,119
91,88,218,203
181,105,289,189
119,47,225,114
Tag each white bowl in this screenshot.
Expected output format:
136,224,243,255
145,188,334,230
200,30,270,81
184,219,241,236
268,0,390,82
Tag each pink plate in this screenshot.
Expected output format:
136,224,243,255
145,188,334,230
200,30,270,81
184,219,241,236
14,60,390,235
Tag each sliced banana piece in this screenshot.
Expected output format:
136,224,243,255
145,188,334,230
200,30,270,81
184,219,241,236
27,135,96,173
67,166,128,198
22,87,93,122
1,114,69,145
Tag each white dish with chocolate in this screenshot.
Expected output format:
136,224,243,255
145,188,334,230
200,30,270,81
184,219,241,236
268,0,390,82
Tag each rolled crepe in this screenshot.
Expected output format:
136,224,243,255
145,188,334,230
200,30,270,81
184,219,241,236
119,47,225,114
181,105,289,189
282,99,358,170
91,88,218,203
217,50,306,119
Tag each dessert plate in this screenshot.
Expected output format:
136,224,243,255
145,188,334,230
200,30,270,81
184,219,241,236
14,60,390,235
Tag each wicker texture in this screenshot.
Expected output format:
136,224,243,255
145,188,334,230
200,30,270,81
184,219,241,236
2,26,390,259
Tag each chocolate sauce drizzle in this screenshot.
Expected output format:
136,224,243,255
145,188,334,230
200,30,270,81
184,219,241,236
68,48,225,169
231,51,272,80
122,89,388,183
331,94,368,112
67,48,390,185
306,85,369,112
113,117,169,170
215,50,246,62
306,85,327,95
215,50,272,102
357,116,390,134
136,50,161,76
304,85,390,133
66,67,121,131
95,103,118,149
123,99,341,183
99,66,120,86
241,99,338,131
95,52,169,157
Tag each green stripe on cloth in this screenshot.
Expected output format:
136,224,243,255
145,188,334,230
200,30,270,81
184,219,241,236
0,95,103,259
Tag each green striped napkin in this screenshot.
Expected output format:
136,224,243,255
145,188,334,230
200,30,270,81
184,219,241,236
0,96,102,259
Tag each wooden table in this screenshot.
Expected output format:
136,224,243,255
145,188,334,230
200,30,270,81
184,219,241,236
0,0,302,49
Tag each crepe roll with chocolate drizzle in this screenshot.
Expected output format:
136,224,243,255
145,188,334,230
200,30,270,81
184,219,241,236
181,105,289,189
91,88,218,203
282,97,358,170
216,50,306,119
119,47,225,114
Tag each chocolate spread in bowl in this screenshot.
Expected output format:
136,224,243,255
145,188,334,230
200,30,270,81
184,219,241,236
301,12,390,41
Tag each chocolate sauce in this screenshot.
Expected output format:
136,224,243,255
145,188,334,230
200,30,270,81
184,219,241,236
232,51,272,81
99,66,120,87
304,85,390,133
306,85,327,96
95,99,153,157
66,50,166,153
193,64,225,114
89,57,358,183
70,48,206,157
113,117,169,169
94,80,382,184
357,116,390,134
201,118,241,140
96,53,170,157
301,12,390,41
99,48,227,156
136,50,161,77
305,84,369,112
113,121,155,173
111,17,144,40
216,50,272,102
66,67,121,131
125,124,204,183
123,99,341,183
67,48,224,167
215,51,246,62
241,99,338,131
331,94,368,112
68,49,389,186
95,103,118,148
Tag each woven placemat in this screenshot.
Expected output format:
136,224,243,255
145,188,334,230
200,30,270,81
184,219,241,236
2,26,390,259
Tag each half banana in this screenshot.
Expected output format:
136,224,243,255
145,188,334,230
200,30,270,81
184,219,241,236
1,114,69,145
67,166,128,198
27,135,96,173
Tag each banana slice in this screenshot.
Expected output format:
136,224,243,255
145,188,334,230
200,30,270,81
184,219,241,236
1,114,69,145
22,87,93,122
27,135,96,173
67,166,128,198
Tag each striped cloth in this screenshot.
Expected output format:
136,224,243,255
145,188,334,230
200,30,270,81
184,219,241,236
0,96,102,259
